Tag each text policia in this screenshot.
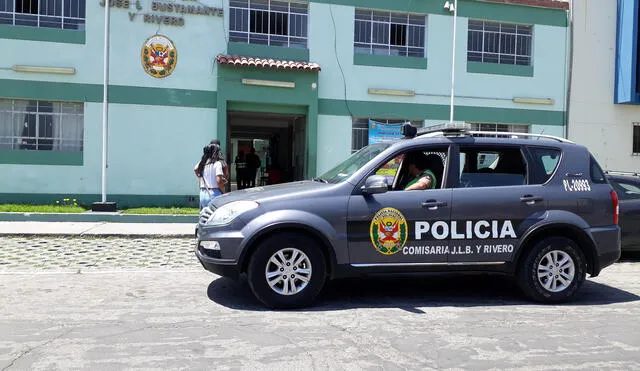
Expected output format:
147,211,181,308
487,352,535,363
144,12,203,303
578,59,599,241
403,220,517,256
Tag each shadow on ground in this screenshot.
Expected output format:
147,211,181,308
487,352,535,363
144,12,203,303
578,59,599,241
207,272,640,312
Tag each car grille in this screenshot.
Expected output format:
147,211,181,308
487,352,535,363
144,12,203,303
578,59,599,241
199,206,214,225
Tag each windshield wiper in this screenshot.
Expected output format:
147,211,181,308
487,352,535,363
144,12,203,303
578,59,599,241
312,177,329,183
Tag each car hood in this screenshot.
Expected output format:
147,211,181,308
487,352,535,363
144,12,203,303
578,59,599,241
209,181,333,207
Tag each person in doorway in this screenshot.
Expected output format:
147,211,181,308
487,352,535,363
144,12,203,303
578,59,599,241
245,147,261,188
404,151,436,191
195,143,225,210
235,150,247,190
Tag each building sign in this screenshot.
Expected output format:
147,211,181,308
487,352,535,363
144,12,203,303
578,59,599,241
368,120,408,144
99,0,223,27
141,35,177,78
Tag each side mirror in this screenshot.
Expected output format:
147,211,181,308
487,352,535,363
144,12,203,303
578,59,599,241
361,175,389,195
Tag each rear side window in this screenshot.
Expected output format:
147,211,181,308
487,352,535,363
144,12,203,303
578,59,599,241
529,147,561,184
458,147,527,188
590,155,607,184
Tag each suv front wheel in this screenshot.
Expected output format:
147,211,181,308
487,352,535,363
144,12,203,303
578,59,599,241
247,233,327,309
518,236,587,303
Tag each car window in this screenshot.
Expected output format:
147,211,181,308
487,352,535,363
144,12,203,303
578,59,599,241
320,143,391,183
375,147,448,190
590,155,607,184
459,147,527,188
375,154,404,185
612,180,640,200
529,147,561,184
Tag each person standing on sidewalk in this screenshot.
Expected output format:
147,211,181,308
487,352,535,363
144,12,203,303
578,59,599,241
195,144,225,210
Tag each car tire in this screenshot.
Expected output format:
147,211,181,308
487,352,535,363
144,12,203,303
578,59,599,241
517,236,587,303
247,232,326,309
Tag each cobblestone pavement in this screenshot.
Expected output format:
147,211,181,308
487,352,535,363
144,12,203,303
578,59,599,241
0,237,198,271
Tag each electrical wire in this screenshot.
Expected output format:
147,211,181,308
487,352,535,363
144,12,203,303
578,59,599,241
329,4,354,120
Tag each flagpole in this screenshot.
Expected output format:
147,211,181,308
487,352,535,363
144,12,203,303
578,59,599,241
101,0,110,204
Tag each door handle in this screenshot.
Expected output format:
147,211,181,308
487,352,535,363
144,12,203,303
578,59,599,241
520,195,543,204
421,200,448,209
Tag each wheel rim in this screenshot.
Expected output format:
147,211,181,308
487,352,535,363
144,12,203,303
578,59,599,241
265,248,312,296
537,250,575,293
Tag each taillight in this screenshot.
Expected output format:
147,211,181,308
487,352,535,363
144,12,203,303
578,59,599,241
610,190,619,225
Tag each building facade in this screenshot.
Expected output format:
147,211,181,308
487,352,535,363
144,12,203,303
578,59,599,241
568,0,640,172
1,0,569,207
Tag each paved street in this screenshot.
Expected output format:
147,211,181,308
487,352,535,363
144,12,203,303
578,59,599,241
1,236,640,370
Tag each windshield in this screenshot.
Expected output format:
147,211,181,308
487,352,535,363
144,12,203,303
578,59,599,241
319,143,391,184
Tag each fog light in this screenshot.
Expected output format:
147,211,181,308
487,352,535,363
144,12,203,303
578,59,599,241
200,241,220,251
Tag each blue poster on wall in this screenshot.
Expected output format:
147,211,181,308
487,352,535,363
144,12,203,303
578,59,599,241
368,120,408,144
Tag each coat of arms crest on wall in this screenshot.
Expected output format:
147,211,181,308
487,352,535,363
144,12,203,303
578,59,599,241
141,35,177,78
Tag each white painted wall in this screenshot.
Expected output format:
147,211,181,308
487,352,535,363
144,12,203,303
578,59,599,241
569,0,640,171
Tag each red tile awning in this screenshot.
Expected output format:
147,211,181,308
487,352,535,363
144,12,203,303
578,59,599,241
216,54,321,72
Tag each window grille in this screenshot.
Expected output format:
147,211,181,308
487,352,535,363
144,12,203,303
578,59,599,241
229,0,308,48
0,99,84,152
467,20,532,66
352,118,423,153
354,9,426,57
0,0,85,29
469,122,529,133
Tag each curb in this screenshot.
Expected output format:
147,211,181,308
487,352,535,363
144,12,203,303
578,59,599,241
0,212,198,224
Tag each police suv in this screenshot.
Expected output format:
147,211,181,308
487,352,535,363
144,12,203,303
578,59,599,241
196,126,621,309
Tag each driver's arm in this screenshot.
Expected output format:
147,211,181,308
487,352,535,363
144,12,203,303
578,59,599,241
405,174,433,190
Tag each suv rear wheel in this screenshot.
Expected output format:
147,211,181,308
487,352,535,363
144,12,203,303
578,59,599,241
517,236,587,303
247,233,326,309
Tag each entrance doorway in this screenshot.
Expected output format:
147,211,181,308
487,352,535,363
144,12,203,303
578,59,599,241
227,111,306,191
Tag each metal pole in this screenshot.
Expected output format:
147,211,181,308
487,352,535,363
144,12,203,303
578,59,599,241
449,0,458,126
101,0,110,203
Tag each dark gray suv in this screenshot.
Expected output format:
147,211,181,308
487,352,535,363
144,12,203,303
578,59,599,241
196,128,621,308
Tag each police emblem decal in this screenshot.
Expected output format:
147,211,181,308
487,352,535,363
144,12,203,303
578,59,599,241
370,207,408,255
141,35,177,78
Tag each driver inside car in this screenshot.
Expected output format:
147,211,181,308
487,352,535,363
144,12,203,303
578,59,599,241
404,151,437,190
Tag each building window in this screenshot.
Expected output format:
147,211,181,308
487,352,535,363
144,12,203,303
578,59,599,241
352,118,423,153
634,123,640,155
469,122,529,134
0,99,83,152
467,20,532,66
229,0,308,48
354,9,426,57
0,0,85,29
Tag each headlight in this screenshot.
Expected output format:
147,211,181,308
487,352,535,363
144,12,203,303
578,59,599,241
206,201,259,226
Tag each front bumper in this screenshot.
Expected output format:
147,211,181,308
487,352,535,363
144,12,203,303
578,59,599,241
195,246,241,280
195,220,246,280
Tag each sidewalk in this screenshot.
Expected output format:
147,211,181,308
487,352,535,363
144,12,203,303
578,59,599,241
0,222,196,238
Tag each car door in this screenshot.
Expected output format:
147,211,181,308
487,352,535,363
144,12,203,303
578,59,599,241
449,144,547,263
347,145,453,266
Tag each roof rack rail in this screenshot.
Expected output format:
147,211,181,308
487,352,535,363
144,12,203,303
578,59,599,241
413,128,573,143
605,170,640,177
467,131,574,143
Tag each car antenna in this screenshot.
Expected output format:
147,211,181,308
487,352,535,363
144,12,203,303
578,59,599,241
537,128,545,140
